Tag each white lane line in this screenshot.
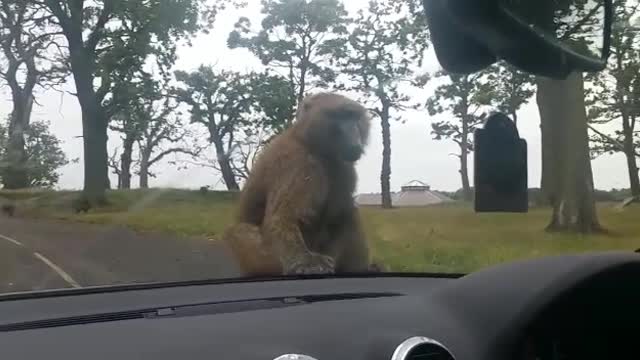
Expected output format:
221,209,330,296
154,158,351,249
1,232,82,288
33,252,81,288
0,233,24,247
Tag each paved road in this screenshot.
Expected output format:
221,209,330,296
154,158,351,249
0,216,241,293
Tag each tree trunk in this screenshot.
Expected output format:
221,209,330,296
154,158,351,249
78,92,109,202
460,150,471,202
69,46,109,204
460,116,472,201
537,73,602,233
3,93,33,189
120,136,135,189
380,105,393,209
539,106,553,208
139,150,150,189
213,139,240,191
286,63,297,128
115,173,122,189
622,122,640,197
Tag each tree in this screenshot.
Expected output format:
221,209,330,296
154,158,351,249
506,0,604,232
587,0,640,197
338,0,428,208
251,70,298,134
427,71,491,201
182,70,296,183
136,102,200,189
110,112,142,189
174,66,257,190
228,0,350,126
539,2,603,232
0,1,65,189
538,73,602,232
38,0,229,203
484,63,535,126
107,147,124,189
109,71,161,189
0,119,68,188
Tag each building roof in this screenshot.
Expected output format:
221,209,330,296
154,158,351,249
355,181,452,207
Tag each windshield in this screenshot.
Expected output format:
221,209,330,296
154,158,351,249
0,0,638,293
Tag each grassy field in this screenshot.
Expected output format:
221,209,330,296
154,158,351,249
3,188,640,273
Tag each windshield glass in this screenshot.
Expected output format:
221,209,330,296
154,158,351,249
0,0,638,293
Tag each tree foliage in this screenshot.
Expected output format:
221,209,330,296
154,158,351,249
250,70,297,134
587,0,640,197
228,0,350,124
483,63,535,125
0,119,68,188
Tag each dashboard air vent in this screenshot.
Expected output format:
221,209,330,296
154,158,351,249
391,336,455,360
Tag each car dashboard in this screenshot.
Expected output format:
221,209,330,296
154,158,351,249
0,251,638,360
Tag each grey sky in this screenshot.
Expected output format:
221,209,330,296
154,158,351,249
0,0,630,193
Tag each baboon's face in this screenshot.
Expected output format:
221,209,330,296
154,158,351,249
296,93,370,162
327,108,367,162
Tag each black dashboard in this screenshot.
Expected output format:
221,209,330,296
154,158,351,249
0,251,638,360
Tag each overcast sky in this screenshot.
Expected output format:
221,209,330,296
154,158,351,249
0,0,631,194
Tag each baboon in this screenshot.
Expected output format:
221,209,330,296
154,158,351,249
224,92,375,276
71,197,91,214
199,186,210,195
1,203,15,217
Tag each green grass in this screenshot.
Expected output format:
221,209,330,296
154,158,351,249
4,189,640,273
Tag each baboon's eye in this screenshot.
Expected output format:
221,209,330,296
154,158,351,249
326,108,358,120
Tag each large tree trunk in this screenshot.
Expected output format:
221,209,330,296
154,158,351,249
3,93,34,189
380,105,393,209
539,105,553,208
78,90,109,202
120,136,135,189
69,46,109,204
213,139,240,191
537,72,602,233
460,116,472,201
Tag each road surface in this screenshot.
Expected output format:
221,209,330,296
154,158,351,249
0,216,241,294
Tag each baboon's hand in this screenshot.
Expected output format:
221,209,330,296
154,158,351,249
284,253,335,275
368,262,387,272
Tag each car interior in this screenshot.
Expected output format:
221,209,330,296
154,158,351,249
1,0,637,360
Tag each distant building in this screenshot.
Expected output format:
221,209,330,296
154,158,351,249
355,180,453,207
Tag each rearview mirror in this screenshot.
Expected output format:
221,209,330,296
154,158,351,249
500,0,609,70
423,0,612,78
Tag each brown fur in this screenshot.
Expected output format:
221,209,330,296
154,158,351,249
224,92,374,276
